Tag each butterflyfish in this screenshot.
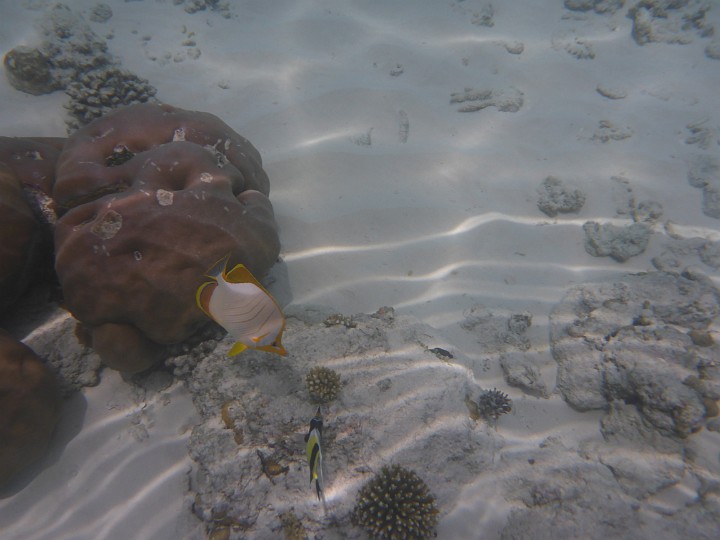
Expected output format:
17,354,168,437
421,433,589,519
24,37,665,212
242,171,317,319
304,407,325,502
196,255,288,357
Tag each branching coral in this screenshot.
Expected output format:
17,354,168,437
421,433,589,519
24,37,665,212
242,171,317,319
305,366,341,403
474,388,513,424
352,464,439,540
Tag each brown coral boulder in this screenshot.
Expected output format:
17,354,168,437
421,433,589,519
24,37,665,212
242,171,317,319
53,102,269,210
53,104,280,372
0,137,63,315
0,329,61,488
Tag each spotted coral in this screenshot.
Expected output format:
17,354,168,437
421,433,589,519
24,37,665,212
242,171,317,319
351,464,439,540
305,366,341,403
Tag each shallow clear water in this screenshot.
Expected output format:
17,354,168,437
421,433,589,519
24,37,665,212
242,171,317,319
0,1,719,539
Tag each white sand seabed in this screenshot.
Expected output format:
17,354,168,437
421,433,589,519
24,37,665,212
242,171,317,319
0,1,719,539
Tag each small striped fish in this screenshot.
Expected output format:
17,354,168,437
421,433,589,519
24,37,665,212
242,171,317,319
305,407,325,502
196,255,287,356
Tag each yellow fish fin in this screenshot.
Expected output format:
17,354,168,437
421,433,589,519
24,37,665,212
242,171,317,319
205,253,232,279
224,263,264,288
255,342,288,357
228,342,248,356
195,281,218,318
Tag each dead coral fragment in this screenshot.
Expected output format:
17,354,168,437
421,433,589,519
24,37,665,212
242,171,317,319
475,388,513,423
306,366,341,403
352,464,439,540
257,449,289,480
279,511,306,540
324,313,357,328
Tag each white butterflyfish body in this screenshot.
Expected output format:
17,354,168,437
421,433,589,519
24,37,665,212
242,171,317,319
196,256,287,357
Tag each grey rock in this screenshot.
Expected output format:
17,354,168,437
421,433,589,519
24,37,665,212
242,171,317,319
550,270,720,437
634,200,663,223
88,3,113,23
596,84,628,100
602,325,707,437
706,41,720,60
583,221,651,262
629,1,713,46
564,0,625,13
462,306,532,352
500,351,549,397
699,241,720,269
537,176,586,217
451,87,524,113
688,155,720,219
2,46,56,95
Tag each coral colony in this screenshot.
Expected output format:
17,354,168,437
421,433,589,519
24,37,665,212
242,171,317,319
352,465,439,540
305,366,342,403
476,388,513,424
0,101,280,486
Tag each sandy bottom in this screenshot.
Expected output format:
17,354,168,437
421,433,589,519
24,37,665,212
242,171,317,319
1,1,719,539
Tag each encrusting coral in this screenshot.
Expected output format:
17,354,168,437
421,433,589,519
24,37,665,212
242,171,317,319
305,366,342,403
51,103,280,371
352,464,439,540
0,329,62,488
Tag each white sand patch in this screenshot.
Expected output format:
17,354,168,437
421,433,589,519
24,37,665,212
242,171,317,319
1,0,718,538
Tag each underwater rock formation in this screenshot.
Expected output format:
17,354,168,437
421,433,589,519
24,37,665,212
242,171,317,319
2,46,56,95
688,154,720,219
628,0,713,45
582,221,651,262
550,269,720,438
536,176,586,217
564,0,625,13
53,103,279,372
0,329,62,488
2,4,157,132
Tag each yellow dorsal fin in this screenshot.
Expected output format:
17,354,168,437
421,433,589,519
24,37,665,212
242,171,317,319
224,263,264,288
